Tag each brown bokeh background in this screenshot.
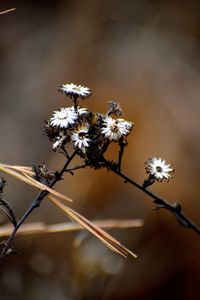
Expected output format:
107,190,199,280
1,0,200,299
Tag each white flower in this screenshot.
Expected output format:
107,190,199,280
50,107,78,128
59,83,91,99
71,124,91,149
53,131,67,149
101,116,133,141
145,157,174,181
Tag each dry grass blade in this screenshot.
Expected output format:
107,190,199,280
0,164,44,188
0,219,143,237
2,164,34,176
0,223,46,236
48,195,137,258
0,8,16,15
0,164,72,202
23,173,73,202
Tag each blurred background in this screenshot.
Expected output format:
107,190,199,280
1,0,200,299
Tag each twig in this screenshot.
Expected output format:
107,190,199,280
53,159,200,235
0,150,78,262
0,8,16,15
105,161,200,235
60,146,70,159
65,164,88,174
117,141,126,171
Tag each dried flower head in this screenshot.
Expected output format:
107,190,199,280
50,107,78,128
107,101,123,116
59,83,91,99
71,124,91,149
101,116,133,141
33,164,56,185
145,157,174,182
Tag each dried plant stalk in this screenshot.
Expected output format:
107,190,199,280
0,8,16,15
0,164,72,202
0,218,143,237
0,161,138,259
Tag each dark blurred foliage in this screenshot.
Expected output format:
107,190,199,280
1,0,200,299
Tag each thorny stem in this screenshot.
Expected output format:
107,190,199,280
106,162,200,235
0,150,78,263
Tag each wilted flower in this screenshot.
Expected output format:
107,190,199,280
101,116,133,141
59,83,91,99
71,124,91,149
33,164,55,185
107,101,123,116
145,157,174,182
50,107,78,128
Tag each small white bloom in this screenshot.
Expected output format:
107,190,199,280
101,116,133,141
145,157,174,181
71,124,91,149
59,83,91,99
53,131,67,149
50,107,78,128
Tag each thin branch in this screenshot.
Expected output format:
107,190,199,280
117,141,126,171
0,199,17,227
60,146,70,159
0,150,78,262
104,161,200,235
65,164,88,174
0,8,16,15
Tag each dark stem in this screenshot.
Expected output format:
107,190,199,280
73,95,78,112
117,141,126,171
105,161,200,235
60,146,70,159
0,150,78,263
65,164,87,174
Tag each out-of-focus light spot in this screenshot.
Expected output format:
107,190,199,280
100,254,124,275
29,252,54,275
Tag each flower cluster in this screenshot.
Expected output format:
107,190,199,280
44,83,133,167
45,83,174,184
